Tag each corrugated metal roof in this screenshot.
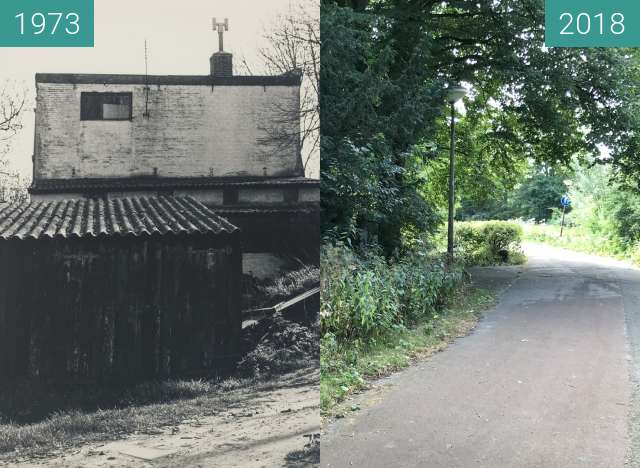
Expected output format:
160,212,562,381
29,176,319,194
0,196,238,240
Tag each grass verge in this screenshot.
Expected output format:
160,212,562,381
521,223,639,263
320,286,495,415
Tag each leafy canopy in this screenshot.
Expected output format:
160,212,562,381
321,0,639,251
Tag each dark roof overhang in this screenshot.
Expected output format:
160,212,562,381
36,73,302,87
29,176,319,195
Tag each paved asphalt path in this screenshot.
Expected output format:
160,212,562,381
322,243,640,468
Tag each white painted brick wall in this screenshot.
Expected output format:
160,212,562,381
34,83,302,180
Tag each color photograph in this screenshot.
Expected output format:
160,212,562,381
320,1,640,467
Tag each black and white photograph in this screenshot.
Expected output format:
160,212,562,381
0,1,320,466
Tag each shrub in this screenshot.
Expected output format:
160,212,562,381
483,221,523,256
393,254,462,324
321,243,463,341
321,244,400,340
455,223,484,254
455,221,524,265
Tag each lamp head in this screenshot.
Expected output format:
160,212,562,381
446,84,467,104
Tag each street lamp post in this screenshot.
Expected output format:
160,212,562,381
445,84,467,262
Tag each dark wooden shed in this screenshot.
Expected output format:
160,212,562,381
0,195,241,382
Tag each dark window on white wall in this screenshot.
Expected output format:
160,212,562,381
81,92,132,121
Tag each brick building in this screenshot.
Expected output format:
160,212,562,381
29,41,320,277
0,30,318,381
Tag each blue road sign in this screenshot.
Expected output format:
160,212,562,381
560,195,571,207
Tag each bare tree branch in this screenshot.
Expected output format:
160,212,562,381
253,0,320,178
0,81,26,163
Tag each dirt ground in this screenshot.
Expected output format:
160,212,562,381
2,369,319,468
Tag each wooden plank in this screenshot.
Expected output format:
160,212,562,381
0,233,241,382
274,287,321,313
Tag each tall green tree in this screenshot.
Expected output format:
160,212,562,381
321,0,640,252
321,5,443,254
511,170,568,222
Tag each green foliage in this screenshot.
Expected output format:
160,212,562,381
421,106,531,214
459,166,569,222
610,191,640,246
455,221,524,265
321,137,440,248
320,4,442,253
394,253,462,324
483,221,523,254
454,223,485,254
510,171,568,222
320,243,463,341
561,159,640,249
320,287,495,412
320,244,399,339
426,1,639,172
522,158,640,264
522,223,640,262
321,1,640,251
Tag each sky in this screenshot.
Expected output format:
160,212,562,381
0,0,319,179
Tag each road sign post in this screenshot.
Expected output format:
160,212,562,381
560,195,571,238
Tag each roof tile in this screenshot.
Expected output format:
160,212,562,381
29,176,319,194
0,196,238,240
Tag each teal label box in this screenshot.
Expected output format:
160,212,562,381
0,0,94,47
546,0,640,47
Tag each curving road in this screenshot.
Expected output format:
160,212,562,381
322,243,640,468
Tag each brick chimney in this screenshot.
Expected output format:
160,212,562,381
210,52,233,77
211,18,232,77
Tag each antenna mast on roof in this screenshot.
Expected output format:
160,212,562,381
144,39,150,118
212,18,229,52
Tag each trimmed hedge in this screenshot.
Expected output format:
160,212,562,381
455,221,524,265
